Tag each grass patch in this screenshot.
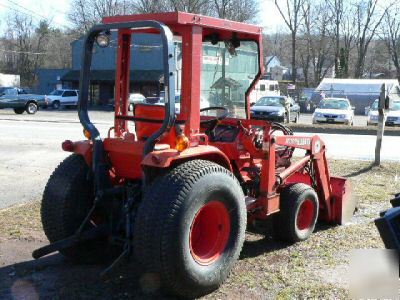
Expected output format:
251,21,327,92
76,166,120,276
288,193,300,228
0,201,42,239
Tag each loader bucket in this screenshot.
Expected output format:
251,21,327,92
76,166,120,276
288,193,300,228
330,176,357,225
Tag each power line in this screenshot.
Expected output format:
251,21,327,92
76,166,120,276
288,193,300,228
0,48,46,55
3,0,72,30
0,2,41,21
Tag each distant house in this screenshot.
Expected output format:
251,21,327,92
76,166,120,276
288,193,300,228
270,65,289,81
265,56,281,72
312,78,400,114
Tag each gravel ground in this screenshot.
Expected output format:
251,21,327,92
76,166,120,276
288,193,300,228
0,160,398,299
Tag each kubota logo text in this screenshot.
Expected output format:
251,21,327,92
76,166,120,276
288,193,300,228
285,137,311,146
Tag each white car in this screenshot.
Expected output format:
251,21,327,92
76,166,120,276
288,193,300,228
174,94,210,114
312,98,354,125
45,89,79,109
367,100,400,126
148,92,210,114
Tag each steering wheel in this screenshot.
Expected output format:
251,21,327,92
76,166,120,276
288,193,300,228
200,106,229,125
200,106,230,139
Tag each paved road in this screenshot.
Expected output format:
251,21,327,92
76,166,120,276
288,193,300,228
0,109,397,209
0,109,113,209
292,132,400,161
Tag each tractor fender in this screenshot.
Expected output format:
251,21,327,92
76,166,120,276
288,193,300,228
62,139,92,165
141,145,232,172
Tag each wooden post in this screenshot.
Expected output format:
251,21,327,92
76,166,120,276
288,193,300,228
374,84,386,166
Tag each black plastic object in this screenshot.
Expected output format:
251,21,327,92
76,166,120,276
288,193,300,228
374,194,400,253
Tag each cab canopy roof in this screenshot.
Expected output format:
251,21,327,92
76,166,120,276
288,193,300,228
102,11,263,39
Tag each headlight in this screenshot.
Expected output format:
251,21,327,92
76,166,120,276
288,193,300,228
315,112,322,117
339,114,347,119
370,115,378,120
96,31,110,48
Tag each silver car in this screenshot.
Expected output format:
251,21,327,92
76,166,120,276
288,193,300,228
312,98,354,125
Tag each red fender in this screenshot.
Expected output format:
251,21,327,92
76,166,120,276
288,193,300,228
141,145,232,172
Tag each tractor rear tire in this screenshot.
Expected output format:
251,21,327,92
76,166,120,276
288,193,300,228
273,183,319,243
133,160,246,298
41,154,119,263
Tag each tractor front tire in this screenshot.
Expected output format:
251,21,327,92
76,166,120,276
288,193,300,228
273,183,319,243
41,154,118,263
134,160,246,298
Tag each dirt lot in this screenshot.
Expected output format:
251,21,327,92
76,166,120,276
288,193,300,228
0,160,398,299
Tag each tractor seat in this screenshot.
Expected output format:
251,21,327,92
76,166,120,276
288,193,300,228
134,103,175,145
134,103,165,141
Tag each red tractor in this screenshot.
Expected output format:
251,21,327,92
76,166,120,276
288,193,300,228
33,12,355,298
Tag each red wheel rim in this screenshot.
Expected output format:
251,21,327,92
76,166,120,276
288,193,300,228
189,201,231,265
296,199,315,231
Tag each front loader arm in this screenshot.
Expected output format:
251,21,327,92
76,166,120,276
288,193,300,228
272,134,352,224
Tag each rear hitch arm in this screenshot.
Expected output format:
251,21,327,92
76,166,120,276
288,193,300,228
32,225,109,259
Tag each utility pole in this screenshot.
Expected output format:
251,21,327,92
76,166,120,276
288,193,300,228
375,84,389,166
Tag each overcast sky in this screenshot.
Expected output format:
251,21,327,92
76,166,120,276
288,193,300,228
0,0,285,33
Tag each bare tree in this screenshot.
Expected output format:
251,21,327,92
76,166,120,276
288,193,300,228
353,0,389,78
382,5,400,81
328,0,344,78
68,0,136,33
297,0,334,86
133,0,171,14
213,0,259,22
169,0,212,14
4,13,36,85
310,2,334,84
275,0,305,84
297,1,311,86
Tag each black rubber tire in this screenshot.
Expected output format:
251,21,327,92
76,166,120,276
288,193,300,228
13,108,24,114
295,113,300,123
133,160,246,298
273,183,319,243
284,114,289,123
25,102,38,114
52,100,60,109
41,154,119,263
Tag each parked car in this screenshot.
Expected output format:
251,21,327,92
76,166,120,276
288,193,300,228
367,99,400,126
0,87,46,114
144,91,165,105
175,93,211,114
312,98,354,125
128,93,146,111
250,95,300,123
45,89,79,109
144,92,210,114
366,99,379,125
